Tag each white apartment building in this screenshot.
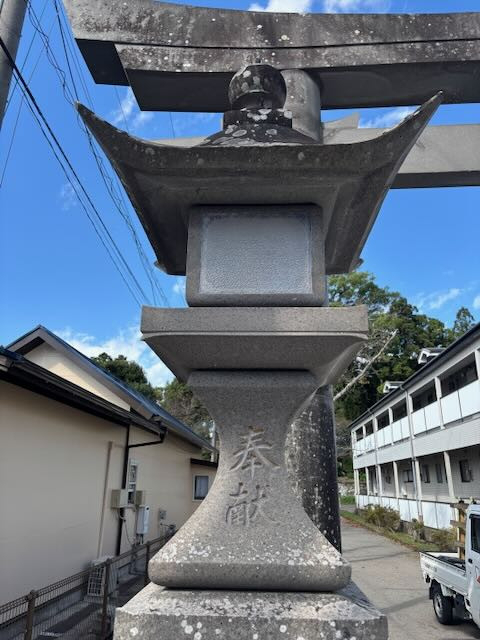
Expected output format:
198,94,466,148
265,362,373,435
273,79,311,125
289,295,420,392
350,323,480,530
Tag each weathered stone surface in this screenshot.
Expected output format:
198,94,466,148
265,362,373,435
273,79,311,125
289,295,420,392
149,371,351,592
287,386,341,551
186,205,326,307
141,305,368,384
63,0,480,111
113,582,388,640
78,93,440,275
136,121,480,190
282,69,321,142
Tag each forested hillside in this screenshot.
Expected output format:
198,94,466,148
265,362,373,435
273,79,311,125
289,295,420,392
91,272,476,458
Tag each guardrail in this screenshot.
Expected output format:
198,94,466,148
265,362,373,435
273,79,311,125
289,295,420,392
0,526,174,640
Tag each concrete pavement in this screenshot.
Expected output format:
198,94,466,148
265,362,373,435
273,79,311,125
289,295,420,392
341,518,480,640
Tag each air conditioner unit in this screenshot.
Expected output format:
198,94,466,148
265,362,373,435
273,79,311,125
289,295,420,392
86,556,118,600
111,489,128,509
134,490,147,506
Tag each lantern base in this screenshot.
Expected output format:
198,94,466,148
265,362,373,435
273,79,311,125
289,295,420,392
113,582,388,640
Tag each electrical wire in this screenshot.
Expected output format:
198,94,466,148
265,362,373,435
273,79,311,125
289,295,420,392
114,86,130,134
7,0,169,307
3,0,49,116
34,0,169,306
0,33,145,307
0,15,54,188
169,112,177,139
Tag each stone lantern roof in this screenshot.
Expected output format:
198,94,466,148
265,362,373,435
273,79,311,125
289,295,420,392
78,87,441,275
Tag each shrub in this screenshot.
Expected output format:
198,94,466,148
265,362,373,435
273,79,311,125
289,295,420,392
364,505,401,531
411,518,425,541
431,528,457,552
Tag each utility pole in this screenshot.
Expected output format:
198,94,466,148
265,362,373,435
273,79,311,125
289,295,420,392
0,0,28,129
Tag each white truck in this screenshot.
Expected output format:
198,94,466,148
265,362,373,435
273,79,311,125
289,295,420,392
420,503,480,628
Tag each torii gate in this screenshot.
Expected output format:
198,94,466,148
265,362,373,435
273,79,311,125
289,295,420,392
63,0,480,548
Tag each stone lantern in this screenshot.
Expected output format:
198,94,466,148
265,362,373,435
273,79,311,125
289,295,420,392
79,63,440,638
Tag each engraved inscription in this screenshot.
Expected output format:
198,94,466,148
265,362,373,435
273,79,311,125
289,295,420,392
226,482,275,526
230,426,279,478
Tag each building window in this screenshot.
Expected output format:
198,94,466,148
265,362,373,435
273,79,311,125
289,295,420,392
402,469,413,483
377,412,389,430
392,402,407,421
412,385,437,411
472,517,480,554
459,459,473,483
435,463,444,483
441,358,478,397
384,472,392,484
127,460,138,504
194,475,209,500
420,464,430,484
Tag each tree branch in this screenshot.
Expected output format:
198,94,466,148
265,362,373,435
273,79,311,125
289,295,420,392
333,329,399,403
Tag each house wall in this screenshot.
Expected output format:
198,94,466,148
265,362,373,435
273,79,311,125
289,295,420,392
0,381,215,604
416,453,451,502
0,380,125,603
24,343,130,411
449,445,480,500
397,460,416,499
380,463,396,498
119,429,214,553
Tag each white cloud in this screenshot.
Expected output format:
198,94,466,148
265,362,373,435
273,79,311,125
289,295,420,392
56,325,174,387
323,0,390,12
110,88,155,133
249,0,313,12
360,106,416,129
144,361,173,387
59,182,77,211
416,288,462,312
132,111,154,129
58,325,145,361
172,277,186,298
473,294,480,310
111,89,135,126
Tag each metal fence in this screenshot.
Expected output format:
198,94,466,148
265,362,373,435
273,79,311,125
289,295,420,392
0,528,174,640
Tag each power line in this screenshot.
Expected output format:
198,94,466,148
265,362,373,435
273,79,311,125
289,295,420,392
28,0,169,306
0,33,147,307
3,0,49,116
0,15,54,187
169,112,177,139
55,1,93,108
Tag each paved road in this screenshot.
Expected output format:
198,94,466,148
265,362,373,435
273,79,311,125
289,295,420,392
341,518,480,640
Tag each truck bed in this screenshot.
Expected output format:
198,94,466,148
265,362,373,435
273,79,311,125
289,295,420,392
420,552,467,596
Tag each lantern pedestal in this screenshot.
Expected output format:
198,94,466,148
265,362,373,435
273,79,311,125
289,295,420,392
113,582,388,640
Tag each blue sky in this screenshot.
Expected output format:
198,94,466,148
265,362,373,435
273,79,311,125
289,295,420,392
1,0,479,385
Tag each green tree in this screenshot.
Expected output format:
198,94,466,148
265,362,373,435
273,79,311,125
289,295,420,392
328,271,395,314
91,352,159,402
162,378,212,440
91,352,213,444
449,306,476,340
330,273,451,423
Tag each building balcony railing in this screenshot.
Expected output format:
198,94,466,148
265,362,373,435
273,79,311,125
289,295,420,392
353,372,480,458
355,494,454,529
354,432,375,456
411,402,441,435
440,380,480,424
391,416,410,443
376,425,391,447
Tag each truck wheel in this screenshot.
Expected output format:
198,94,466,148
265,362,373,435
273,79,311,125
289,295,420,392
432,583,453,625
